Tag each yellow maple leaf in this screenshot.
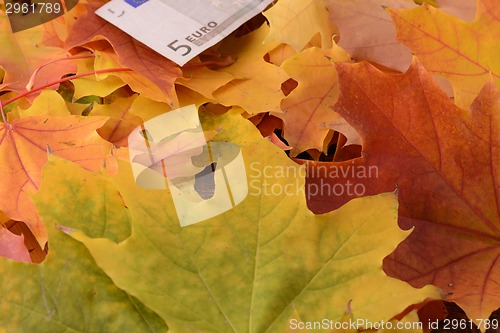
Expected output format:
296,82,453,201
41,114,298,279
264,0,337,51
279,45,349,156
388,0,500,109
213,25,288,114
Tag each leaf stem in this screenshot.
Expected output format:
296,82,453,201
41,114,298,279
0,101,8,126
3,67,133,107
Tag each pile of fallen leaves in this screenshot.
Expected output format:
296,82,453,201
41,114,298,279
0,0,498,332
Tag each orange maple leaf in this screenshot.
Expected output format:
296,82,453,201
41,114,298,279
306,59,499,319
0,13,75,95
0,113,116,245
65,2,182,104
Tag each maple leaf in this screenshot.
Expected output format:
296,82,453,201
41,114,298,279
0,157,167,333
65,2,182,104
0,14,75,94
176,63,234,101
163,58,237,109
2,0,493,326
327,0,416,72
90,95,143,147
279,45,348,156
92,47,178,105
0,91,116,245
306,59,499,319
61,109,439,332
388,0,500,109
71,55,126,100
212,25,288,114
263,0,336,51
127,94,179,124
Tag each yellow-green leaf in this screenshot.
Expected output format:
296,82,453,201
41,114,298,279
64,109,439,332
0,157,167,333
